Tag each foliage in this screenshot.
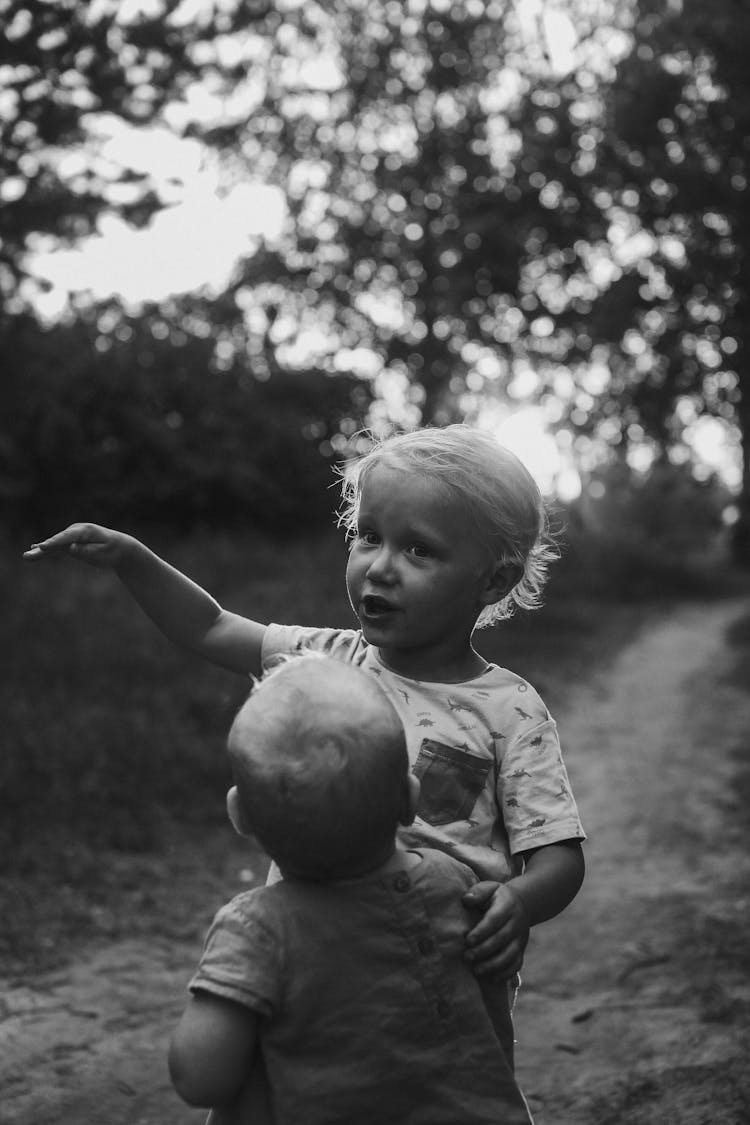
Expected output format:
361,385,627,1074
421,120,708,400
177,0,750,551
172,0,747,542
0,0,287,312
0,531,351,867
541,0,749,555
0,529,350,968
3,0,748,558
172,0,620,423
556,458,737,600
1,301,372,533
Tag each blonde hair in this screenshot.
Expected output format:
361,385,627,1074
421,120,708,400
338,424,558,625
228,655,408,879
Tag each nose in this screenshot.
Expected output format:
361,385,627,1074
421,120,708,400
366,543,397,583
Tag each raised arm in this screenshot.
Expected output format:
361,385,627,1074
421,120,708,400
24,523,266,676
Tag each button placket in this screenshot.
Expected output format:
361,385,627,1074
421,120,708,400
386,867,455,1035
435,998,451,1020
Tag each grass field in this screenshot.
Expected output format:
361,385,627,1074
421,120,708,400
2,524,745,974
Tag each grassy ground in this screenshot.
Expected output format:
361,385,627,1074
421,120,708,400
2,526,746,976
723,602,750,840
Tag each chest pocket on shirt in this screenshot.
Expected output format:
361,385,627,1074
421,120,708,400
412,739,492,826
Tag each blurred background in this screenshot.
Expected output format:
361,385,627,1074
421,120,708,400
2,0,749,977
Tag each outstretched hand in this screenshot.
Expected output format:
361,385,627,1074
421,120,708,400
23,523,132,569
463,880,530,980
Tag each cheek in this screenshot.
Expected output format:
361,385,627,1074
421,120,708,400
345,550,362,598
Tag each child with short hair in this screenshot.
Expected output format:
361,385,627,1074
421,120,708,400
26,423,585,1032
169,653,534,1124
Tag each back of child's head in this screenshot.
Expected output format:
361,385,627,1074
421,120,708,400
339,423,557,626
227,654,408,880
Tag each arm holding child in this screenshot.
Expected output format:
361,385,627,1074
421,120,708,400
25,523,266,676
463,839,585,979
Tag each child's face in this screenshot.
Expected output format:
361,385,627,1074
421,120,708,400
345,461,497,681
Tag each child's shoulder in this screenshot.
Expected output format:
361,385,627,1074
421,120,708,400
214,885,268,924
407,662,551,721
474,663,551,717
479,661,538,691
262,622,368,668
213,882,294,935
413,846,477,891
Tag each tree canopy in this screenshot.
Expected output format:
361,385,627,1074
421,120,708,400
578,0,748,555
0,0,272,310
179,0,624,427
1,0,746,553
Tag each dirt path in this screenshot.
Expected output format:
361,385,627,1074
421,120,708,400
515,598,750,1124
2,599,749,1125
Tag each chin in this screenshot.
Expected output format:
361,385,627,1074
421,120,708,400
359,622,387,645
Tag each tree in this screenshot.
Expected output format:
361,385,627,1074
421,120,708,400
180,0,616,426
11,0,744,555
1,0,380,533
525,0,748,557
0,0,270,312
1,0,630,437
1,296,372,533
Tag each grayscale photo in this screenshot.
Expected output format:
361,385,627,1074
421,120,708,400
3,1,748,1123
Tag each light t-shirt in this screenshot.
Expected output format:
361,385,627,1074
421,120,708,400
262,624,585,883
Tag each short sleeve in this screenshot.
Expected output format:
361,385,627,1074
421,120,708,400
188,893,284,1018
261,624,367,671
498,718,586,854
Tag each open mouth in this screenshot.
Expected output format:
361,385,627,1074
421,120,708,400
361,595,396,619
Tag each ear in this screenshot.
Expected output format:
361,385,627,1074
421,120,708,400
226,786,252,837
400,773,421,827
479,561,523,606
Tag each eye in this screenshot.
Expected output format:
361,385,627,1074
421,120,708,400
357,528,380,546
409,542,431,559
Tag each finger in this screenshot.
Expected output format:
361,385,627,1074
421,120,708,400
468,936,526,975
22,540,76,558
24,528,107,563
29,525,99,554
466,923,516,962
466,919,504,949
23,538,81,558
462,881,501,909
466,903,517,946
473,951,525,980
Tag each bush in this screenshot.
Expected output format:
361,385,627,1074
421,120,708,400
553,459,737,601
1,529,354,869
1,305,372,534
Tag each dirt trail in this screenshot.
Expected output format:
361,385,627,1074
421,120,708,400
515,598,750,1124
2,599,749,1125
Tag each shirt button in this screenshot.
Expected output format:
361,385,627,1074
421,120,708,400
417,936,435,956
393,873,410,892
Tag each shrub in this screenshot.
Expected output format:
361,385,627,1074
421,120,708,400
1,306,372,534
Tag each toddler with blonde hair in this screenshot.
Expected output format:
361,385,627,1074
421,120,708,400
27,423,586,1100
